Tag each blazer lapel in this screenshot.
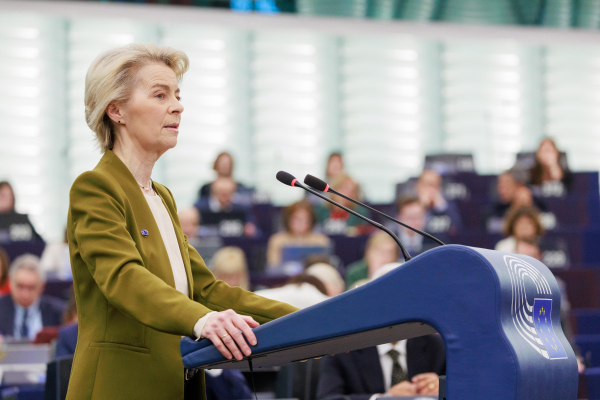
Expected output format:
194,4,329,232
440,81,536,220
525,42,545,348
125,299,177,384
98,151,181,292
352,347,386,394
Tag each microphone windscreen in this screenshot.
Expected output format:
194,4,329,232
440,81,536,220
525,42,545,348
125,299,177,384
304,174,329,192
276,171,297,186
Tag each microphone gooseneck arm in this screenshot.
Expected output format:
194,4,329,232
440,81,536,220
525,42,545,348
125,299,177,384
290,180,412,261
304,174,445,246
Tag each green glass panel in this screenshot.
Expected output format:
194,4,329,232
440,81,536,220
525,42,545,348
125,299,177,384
439,0,518,25
576,0,600,28
400,0,439,21
541,0,574,28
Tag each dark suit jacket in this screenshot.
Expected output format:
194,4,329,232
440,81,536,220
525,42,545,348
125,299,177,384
0,294,65,338
316,334,446,400
55,323,78,359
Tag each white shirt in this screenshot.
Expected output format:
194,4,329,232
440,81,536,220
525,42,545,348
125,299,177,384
369,341,408,400
13,299,43,341
254,283,329,309
143,191,214,338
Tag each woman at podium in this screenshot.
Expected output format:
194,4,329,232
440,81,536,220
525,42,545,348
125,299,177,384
65,44,298,400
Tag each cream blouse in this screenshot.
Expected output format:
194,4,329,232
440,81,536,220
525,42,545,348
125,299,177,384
143,191,214,338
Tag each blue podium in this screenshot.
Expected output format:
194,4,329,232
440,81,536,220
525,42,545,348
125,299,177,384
181,245,578,399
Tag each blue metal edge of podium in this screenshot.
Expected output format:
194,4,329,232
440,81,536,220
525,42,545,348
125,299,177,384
181,245,578,400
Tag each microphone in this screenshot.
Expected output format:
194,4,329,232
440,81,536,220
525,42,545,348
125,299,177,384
276,171,411,261
304,174,445,246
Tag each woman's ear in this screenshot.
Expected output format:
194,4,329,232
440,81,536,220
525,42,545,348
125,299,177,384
106,102,125,124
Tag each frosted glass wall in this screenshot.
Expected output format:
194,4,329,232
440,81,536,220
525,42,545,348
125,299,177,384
0,14,67,241
1,8,600,241
544,45,600,172
340,35,442,202
441,41,544,174
161,25,251,206
67,19,159,183
251,31,340,204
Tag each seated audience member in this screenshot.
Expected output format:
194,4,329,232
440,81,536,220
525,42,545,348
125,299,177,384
0,181,44,244
345,232,400,289
210,247,250,290
315,174,371,235
254,273,329,309
0,246,10,295
178,207,223,265
55,290,79,358
40,229,71,280
195,177,257,237
205,369,253,400
267,201,331,267
529,138,572,189
317,311,445,399
198,152,250,199
326,152,345,181
179,206,201,239
495,207,545,254
305,262,345,297
394,197,438,257
415,170,462,235
0,254,64,342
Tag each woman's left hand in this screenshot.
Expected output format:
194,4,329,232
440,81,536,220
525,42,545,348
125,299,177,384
201,309,260,360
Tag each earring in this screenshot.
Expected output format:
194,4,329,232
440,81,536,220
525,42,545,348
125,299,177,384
118,120,121,123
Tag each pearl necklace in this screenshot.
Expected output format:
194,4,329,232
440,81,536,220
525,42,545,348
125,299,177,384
138,180,152,191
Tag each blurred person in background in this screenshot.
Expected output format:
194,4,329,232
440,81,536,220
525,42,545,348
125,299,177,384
0,254,64,342
55,289,79,359
394,197,437,257
326,152,345,181
317,263,445,400
0,181,44,244
529,138,571,188
0,246,10,295
415,170,462,235
210,246,250,291
195,176,257,237
345,232,400,289
254,273,329,309
40,229,71,280
315,174,372,236
266,201,330,267
198,151,250,199
495,207,545,254
0,181,16,214
179,206,200,239
305,262,344,297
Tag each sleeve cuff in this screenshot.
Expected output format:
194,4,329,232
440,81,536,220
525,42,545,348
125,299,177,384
193,311,217,340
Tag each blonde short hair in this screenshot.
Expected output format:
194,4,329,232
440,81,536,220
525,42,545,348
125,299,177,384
84,43,189,152
210,247,250,290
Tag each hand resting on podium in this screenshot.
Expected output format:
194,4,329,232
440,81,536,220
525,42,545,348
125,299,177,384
200,309,259,361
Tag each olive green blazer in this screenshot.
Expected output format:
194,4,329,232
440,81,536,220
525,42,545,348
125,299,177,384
66,150,298,400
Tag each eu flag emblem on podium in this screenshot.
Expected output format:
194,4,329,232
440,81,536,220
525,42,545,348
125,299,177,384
533,299,567,360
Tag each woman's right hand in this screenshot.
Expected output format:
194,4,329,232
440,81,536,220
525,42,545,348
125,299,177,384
201,309,260,360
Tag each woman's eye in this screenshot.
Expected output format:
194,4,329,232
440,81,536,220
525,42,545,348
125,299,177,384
156,93,165,99
177,96,181,101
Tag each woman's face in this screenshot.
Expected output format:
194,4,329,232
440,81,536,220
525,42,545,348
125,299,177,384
0,185,14,213
513,216,537,241
289,208,312,236
326,155,344,178
537,140,559,167
366,241,398,276
215,154,233,177
113,63,184,157
333,179,358,208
